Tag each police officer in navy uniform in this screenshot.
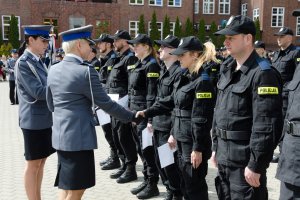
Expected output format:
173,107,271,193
104,30,139,181
88,46,101,72
47,25,139,200
5,49,19,104
212,15,283,200
136,36,216,200
276,9,300,200
94,33,119,169
15,25,56,200
150,35,183,200
271,27,300,163
127,34,161,199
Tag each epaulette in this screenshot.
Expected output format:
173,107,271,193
110,53,116,59
127,52,134,57
201,71,210,81
181,68,188,74
255,56,271,71
296,46,300,50
20,55,28,61
149,58,157,64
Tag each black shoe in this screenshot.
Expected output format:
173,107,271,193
271,154,280,163
99,156,112,166
10,103,15,105
110,168,125,179
163,189,173,200
136,182,159,199
131,181,148,195
116,164,137,184
101,158,120,170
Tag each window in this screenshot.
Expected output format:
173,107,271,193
69,16,85,28
203,0,214,14
44,18,58,36
241,3,247,16
253,8,259,21
1,15,21,40
296,17,300,36
148,22,163,39
149,0,162,6
170,22,175,35
205,25,211,31
168,0,181,7
129,0,143,5
217,25,222,30
271,7,284,27
219,0,230,15
129,21,139,37
194,0,199,14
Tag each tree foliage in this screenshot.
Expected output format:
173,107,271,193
198,19,206,43
8,15,20,49
150,11,160,40
254,19,261,41
163,15,171,38
174,16,182,38
138,14,146,34
184,17,194,37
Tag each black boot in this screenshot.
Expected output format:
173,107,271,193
99,156,111,166
99,149,117,166
101,157,120,170
131,180,148,195
110,162,126,179
116,164,137,183
163,189,173,200
136,180,159,199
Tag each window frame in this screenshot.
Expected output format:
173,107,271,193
149,0,163,7
168,0,182,7
129,20,139,37
129,0,144,5
296,17,300,36
253,8,259,21
271,7,284,27
203,0,215,15
194,0,199,14
1,15,21,41
241,3,247,16
218,0,230,15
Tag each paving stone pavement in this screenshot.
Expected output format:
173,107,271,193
0,81,280,200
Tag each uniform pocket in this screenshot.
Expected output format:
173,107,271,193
229,85,248,114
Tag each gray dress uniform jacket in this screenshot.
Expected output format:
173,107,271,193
47,55,134,151
6,58,16,81
15,50,52,130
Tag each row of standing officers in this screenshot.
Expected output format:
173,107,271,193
14,14,300,200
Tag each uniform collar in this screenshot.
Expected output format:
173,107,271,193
141,54,152,65
281,44,295,54
25,49,40,61
65,53,83,63
229,50,257,75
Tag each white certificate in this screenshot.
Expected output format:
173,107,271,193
157,143,176,168
142,127,153,149
117,95,129,109
96,109,111,125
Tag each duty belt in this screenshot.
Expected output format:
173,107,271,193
286,120,300,136
131,89,146,96
173,108,191,118
215,127,251,140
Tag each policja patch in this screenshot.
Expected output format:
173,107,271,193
257,87,279,95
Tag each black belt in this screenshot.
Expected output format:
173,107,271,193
173,108,191,117
109,82,126,88
286,120,300,136
131,89,146,96
215,127,251,140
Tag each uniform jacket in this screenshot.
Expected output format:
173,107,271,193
145,69,215,160
99,50,117,87
212,51,283,173
15,49,52,130
47,55,134,151
276,64,300,186
129,55,161,111
152,61,182,132
107,48,138,97
6,58,17,81
89,56,101,72
203,60,221,93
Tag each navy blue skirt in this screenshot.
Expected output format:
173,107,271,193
54,150,95,190
22,128,56,160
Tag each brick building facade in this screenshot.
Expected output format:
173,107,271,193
0,0,299,49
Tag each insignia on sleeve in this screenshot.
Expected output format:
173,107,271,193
107,66,112,71
147,73,159,78
297,58,300,62
94,67,100,70
196,92,212,99
127,65,135,70
257,87,279,95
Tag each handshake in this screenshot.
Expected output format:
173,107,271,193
132,110,146,125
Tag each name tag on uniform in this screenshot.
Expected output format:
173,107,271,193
127,65,135,70
297,58,300,62
196,92,212,99
147,73,159,78
211,68,217,72
94,67,100,70
107,66,112,71
257,87,278,95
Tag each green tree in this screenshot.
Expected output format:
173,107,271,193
254,19,261,41
6,43,13,55
184,17,194,37
198,19,206,43
138,14,146,34
163,15,171,38
8,15,20,49
174,16,182,38
95,20,110,38
0,44,5,56
209,21,218,44
150,11,160,40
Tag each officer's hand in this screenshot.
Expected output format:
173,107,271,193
136,111,145,118
167,135,177,149
191,151,202,169
147,123,153,133
132,111,144,125
244,167,261,188
210,151,217,168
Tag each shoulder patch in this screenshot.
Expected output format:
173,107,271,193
295,46,300,50
201,71,210,81
196,92,212,99
21,55,28,61
107,66,112,71
257,87,279,95
149,58,157,64
127,52,134,57
127,65,135,70
297,58,300,62
255,57,271,71
147,72,160,78
110,54,116,59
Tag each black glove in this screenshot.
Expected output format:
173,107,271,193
132,111,144,125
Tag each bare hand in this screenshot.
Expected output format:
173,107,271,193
210,151,217,168
191,151,202,169
136,111,145,118
147,123,153,133
244,167,261,187
167,135,177,149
